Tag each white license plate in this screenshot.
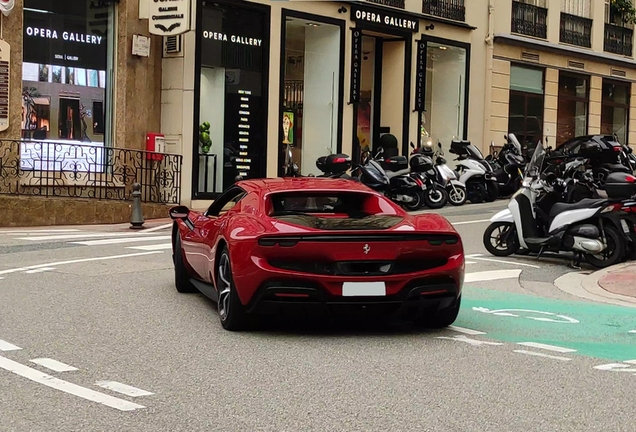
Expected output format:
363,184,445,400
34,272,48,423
342,282,386,297
621,219,630,234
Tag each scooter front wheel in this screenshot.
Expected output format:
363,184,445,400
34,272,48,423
447,185,467,206
483,222,518,257
424,185,448,209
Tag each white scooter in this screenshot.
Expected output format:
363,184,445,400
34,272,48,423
449,140,499,204
433,142,467,206
482,141,627,269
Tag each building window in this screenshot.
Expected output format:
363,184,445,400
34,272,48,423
557,72,589,144
508,64,544,152
194,1,270,197
21,0,115,145
279,12,344,177
601,79,630,144
420,40,468,155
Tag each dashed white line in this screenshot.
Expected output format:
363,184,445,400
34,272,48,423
513,349,572,361
436,335,504,346
0,356,145,411
1,229,81,234
126,243,172,251
71,235,170,246
143,223,172,233
464,269,522,283
0,251,163,277
24,267,56,274
465,254,541,269
629,330,636,334
17,232,164,241
465,261,476,265
453,219,491,225
30,358,78,372
516,342,577,353
0,339,21,351
623,359,636,364
448,325,486,335
95,381,154,397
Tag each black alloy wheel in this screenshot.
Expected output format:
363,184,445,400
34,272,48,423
584,225,625,269
483,222,518,257
216,247,250,331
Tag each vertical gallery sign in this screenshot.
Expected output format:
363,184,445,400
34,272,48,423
414,40,426,112
349,28,362,104
0,39,9,132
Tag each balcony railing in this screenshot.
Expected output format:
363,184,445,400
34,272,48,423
560,12,592,48
365,0,405,8
422,0,465,22
511,1,548,39
604,23,634,56
0,140,182,203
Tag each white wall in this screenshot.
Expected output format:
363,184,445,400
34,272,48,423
380,41,405,148
301,25,341,175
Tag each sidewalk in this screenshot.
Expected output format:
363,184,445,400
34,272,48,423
554,262,636,308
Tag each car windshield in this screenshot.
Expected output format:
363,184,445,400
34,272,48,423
524,141,545,180
267,191,404,230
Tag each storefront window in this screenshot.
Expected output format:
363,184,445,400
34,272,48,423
195,1,269,196
420,41,467,156
279,14,342,177
21,0,115,146
557,71,589,145
601,79,630,144
508,64,544,152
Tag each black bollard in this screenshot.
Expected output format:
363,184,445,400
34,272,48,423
130,182,145,229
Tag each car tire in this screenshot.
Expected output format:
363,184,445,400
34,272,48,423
216,246,250,331
413,296,461,329
173,234,198,294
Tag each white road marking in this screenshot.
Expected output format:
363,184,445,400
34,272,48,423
464,269,522,283
143,223,172,233
452,219,491,225
473,307,579,324
629,330,636,334
24,267,56,274
436,335,504,346
516,342,577,353
95,381,154,397
593,363,636,372
465,254,541,269
1,229,81,234
126,243,172,251
0,356,145,411
71,235,170,246
448,325,486,335
513,350,572,361
623,359,636,364
0,251,163,277
30,358,78,372
0,339,21,351
17,232,163,241
465,261,476,265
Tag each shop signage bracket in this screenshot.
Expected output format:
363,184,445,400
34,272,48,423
0,39,9,132
148,0,191,37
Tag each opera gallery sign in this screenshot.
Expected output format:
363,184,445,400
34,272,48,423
148,0,191,36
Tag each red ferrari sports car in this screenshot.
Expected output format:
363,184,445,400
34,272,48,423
169,177,465,331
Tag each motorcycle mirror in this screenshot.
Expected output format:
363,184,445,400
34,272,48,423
410,142,415,148
438,141,442,148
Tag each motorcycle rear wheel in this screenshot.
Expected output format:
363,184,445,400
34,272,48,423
584,225,625,268
403,191,424,211
424,185,448,209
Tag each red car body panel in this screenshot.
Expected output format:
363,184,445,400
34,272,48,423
173,178,465,311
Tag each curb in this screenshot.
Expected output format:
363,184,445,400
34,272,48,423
553,264,636,308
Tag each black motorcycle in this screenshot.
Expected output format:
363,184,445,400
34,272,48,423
486,134,526,198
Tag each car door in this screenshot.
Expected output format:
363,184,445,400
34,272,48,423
181,187,247,283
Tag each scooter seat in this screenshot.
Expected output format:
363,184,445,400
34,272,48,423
386,168,411,179
386,156,408,164
548,198,608,219
602,163,630,173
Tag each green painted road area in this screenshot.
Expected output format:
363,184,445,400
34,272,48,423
456,286,636,362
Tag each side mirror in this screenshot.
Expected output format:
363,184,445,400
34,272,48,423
410,142,415,149
438,141,442,148
169,205,190,220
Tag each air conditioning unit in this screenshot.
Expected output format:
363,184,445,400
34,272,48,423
163,35,183,57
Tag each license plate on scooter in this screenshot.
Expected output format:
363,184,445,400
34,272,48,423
621,219,630,234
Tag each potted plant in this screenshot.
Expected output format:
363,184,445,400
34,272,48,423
610,0,636,25
199,121,212,153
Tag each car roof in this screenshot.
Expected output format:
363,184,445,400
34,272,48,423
235,177,381,195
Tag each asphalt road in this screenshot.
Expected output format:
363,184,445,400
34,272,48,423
1,201,636,431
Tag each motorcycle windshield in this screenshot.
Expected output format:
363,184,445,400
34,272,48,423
467,144,484,160
523,141,545,180
508,133,523,155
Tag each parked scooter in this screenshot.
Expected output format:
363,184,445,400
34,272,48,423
482,141,631,269
411,142,466,206
486,134,526,198
450,140,499,203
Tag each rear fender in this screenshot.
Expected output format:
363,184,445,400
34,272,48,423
600,212,632,242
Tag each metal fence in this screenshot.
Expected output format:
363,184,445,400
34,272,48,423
0,140,182,204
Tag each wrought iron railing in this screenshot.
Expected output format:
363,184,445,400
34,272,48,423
604,23,634,56
511,1,548,39
365,0,405,9
560,12,592,48
0,140,182,204
422,0,465,22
